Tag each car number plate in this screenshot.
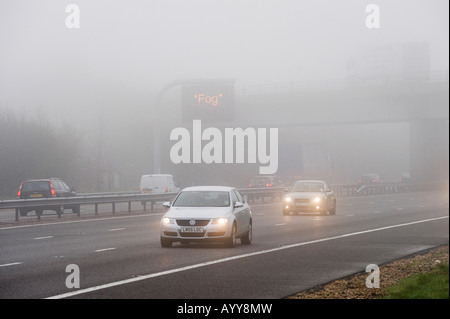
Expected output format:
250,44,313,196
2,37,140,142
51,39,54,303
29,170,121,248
181,227,204,233
30,194,43,198
295,201,308,207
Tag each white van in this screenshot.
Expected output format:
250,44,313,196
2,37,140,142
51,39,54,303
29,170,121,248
140,174,180,194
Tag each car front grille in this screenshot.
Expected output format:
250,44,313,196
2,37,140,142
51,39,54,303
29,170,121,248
179,232,206,238
176,219,210,226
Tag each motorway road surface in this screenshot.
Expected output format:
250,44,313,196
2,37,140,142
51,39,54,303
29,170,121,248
0,191,448,299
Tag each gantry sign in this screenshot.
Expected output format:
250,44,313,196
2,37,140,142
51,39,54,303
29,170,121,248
181,84,235,123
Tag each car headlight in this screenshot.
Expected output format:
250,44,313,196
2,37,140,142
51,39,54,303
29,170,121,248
162,217,174,224
212,217,228,225
313,197,322,204
284,197,292,203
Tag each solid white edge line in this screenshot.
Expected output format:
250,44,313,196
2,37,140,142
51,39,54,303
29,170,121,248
46,215,449,299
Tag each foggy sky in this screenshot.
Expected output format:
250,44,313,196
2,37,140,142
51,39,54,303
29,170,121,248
0,0,448,128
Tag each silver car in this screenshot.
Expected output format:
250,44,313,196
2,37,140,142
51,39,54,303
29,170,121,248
160,186,252,248
283,180,336,216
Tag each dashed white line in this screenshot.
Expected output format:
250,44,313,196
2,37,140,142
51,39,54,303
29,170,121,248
95,248,116,253
109,228,126,232
0,262,23,268
275,223,286,226
33,236,54,240
345,214,354,217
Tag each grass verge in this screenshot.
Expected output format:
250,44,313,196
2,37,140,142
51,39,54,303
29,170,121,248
288,245,449,299
382,263,449,299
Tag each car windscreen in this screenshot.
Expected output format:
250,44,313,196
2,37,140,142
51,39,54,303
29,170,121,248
172,191,230,207
21,181,50,192
290,182,324,192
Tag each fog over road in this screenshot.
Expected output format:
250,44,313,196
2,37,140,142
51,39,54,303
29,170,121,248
0,191,447,299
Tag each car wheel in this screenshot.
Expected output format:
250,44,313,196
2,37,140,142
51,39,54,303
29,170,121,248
19,209,28,217
330,201,336,215
56,205,64,218
72,205,80,216
241,221,252,245
35,209,43,218
160,237,173,248
225,223,237,248
321,204,329,216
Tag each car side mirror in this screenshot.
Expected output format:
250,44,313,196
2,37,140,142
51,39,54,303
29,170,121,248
234,201,244,208
163,202,171,209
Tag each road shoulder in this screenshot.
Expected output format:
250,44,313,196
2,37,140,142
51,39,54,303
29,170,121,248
287,244,449,299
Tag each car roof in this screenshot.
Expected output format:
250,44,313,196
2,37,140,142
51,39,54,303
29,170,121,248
251,175,278,178
181,186,235,192
23,178,62,182
141,174,173,177
293,180,326,183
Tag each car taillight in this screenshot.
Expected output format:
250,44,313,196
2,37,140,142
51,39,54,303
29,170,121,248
266,183,273,187
372,180,376,183
249,184,252,188
49,181,56,196
165,187,168,192
17,183,23,197
358,179,362,183
140,188,143,192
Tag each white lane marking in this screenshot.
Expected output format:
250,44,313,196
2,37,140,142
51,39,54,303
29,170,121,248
0,213,162,230
95,248,116,253
345,214,354,217
0,262,23,268
34,236,54,240
275,223,286,226
46,215,449,299
109,228,126,232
